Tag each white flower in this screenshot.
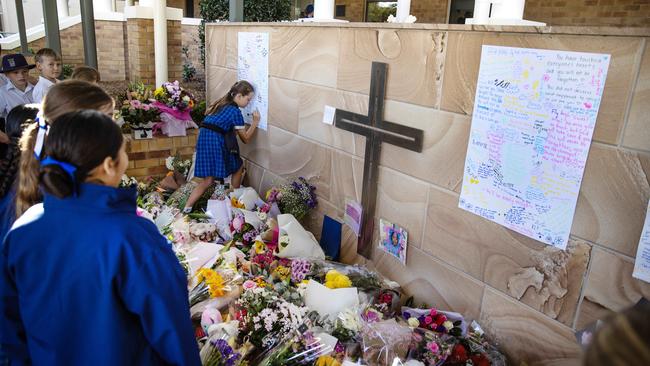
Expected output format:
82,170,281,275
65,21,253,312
407,317,420,328
443,320,454,331
182,95,190,102
338,308,361,331
257,211,267,221
165,156,175,171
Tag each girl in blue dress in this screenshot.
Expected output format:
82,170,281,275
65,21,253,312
183,80,259,212
1,110,200,365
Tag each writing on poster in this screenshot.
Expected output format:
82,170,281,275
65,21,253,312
633,200,650,284
237,32,269,130
459,45,610,249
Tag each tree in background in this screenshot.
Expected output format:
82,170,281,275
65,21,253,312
199,0,291,64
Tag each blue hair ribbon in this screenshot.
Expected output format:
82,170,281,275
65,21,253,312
40,157,78,196
33,116,49,159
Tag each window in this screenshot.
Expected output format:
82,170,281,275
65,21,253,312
336,4,346,17
365,1,397,23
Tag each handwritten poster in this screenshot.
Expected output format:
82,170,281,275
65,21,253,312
237,32,269,130
459,46,610,249
633,200,650,283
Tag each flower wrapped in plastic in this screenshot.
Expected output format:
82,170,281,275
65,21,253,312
189,268,233,307
235,286,310,350
266,177,317,221
200,337,242,366
152,80,198,137
276,214,325,260
359,318,413,365
255,325,339,366
405,327,456,366
442,321,506,366
401,307,466,337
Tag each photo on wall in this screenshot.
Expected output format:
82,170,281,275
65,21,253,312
379,219,408,265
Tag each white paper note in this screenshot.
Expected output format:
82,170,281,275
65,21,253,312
633,200,650,283
304,280,359,320
322,105,336,125
459,46,611,249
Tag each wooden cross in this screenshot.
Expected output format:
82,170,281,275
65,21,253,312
334,61,424,258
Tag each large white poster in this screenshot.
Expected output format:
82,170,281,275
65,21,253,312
459,46,610,249
237,32,269,130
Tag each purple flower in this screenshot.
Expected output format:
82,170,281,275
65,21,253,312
334,342,345,353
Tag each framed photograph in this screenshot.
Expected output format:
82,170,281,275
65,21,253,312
379,219,408,264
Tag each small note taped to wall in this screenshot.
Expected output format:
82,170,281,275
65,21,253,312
633,200,650,283
322,105,336,125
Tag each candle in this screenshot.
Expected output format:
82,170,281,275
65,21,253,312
396,0,411,23
314,0,335,20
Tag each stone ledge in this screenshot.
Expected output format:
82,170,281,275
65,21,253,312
206,22,650,37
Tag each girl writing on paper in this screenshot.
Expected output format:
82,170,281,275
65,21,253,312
0,110,200,366
183,80,259,213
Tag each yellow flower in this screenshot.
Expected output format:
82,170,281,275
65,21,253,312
253,240,266,254
273,265,291,281
154,86,165,98
254,277,267,288
315,355,340,366
231,197,245,209
196,268,226,297
324,270,352,289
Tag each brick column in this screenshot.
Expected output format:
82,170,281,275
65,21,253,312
125,6,183,86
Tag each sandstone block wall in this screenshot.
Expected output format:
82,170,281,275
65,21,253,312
206,23,650,364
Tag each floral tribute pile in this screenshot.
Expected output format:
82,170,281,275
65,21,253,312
115,80,199,137
123,167,506,366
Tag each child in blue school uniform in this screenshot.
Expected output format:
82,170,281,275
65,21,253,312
183,80,259,212
0,110,201,366
0,104,39,239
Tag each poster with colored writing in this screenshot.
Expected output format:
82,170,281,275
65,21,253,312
633,200,650,284
237,32,269,130
459,46,610,249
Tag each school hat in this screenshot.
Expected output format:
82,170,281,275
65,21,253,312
0,54,36,73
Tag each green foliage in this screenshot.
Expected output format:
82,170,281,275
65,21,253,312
366,2,397,22
181,46,196,82
198,0,291,64
61,64,74,79
191,100,206,123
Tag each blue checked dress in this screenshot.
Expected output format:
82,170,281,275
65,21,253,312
194,104,245,178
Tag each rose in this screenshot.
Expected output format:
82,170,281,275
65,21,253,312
242,280,257,291
407,317,420,327
470,354,491,366
379,292,393,304
443,320,453,331
449,344,469,363
426,341,439,354
424,316,433,325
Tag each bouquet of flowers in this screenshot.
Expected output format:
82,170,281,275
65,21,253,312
119,174,138,188
231,212,261,253
117,81,160,135
152,80,198,137
165,153,192,177
200,338,242,366
236,286,310,349
189,268,228,307
266,177,317,221
405,327,456,366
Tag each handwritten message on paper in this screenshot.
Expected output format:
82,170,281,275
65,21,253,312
633,200,650,283
459,46,610,249
237,32,269,130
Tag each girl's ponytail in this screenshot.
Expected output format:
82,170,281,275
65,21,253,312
205,80,254,116
40,162,76,199
16,124,42,216
15,80,113,215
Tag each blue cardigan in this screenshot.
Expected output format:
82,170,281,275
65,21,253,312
1,183,200,365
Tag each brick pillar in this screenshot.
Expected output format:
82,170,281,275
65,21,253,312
125,17,182,86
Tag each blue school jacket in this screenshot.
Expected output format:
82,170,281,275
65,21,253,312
0,183,200,366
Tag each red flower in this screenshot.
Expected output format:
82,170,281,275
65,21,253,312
379,292,393,304
195,326,206,339
448,344,469,363
434,314,447,325
470,353,491,366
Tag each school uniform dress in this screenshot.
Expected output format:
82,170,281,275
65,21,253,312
31,76,56,104
0,82,33,119
0,186,16,241
0,183,201,366
194,104,245,179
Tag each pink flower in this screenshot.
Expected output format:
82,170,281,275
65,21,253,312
142,104,150,111
242,280,257,291
232,217,243,231
429,308,437,317
427,341,439,354
130,100,142,108
424,316,433,325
